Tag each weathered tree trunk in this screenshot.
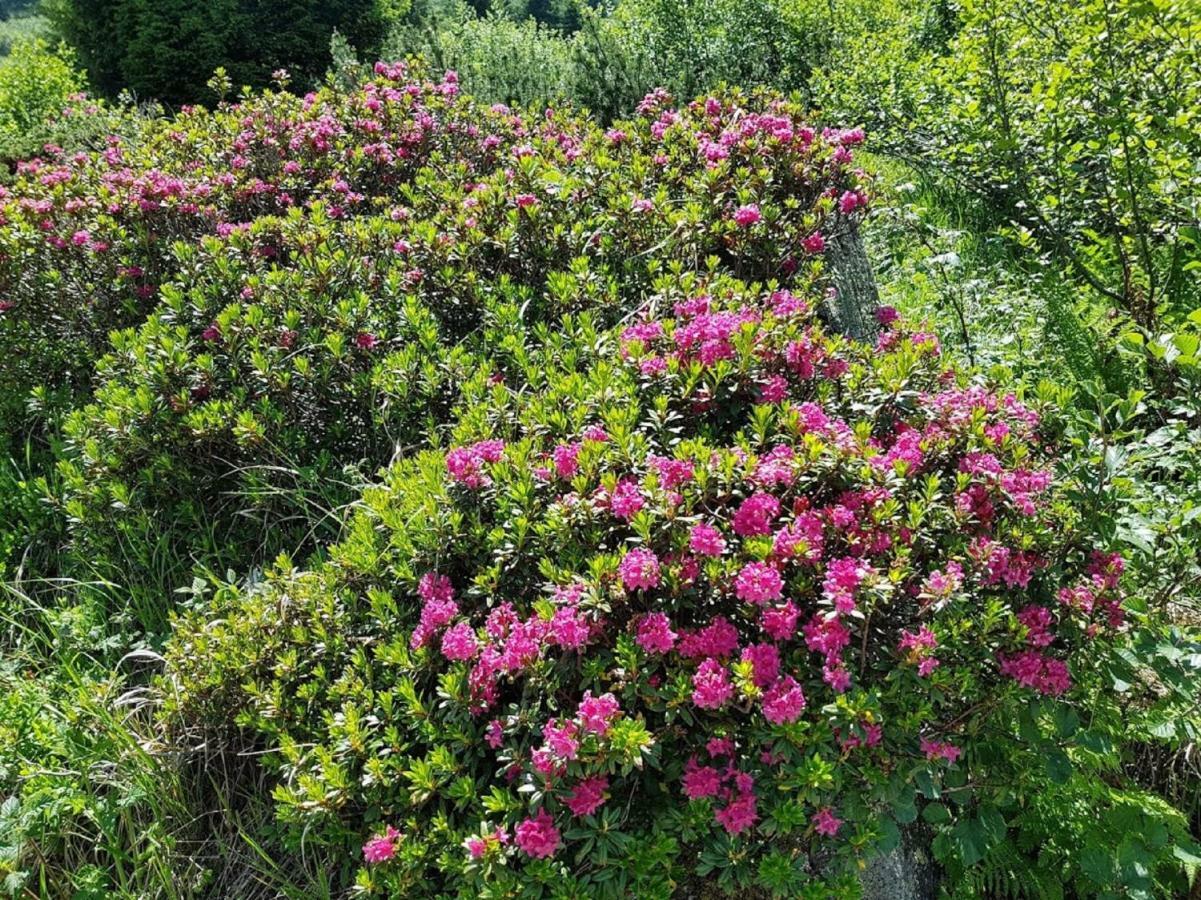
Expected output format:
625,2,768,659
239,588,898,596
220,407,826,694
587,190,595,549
824,212,882,342
859,824,941,900
821,217,942,900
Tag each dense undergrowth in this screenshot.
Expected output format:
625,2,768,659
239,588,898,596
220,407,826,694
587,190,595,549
0,1,1196,898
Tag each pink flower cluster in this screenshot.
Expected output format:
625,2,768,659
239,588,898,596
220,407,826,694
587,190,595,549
362,826,401,864
387,246,1126,873
636,611,677,653
920,737,963,764
446,439,505,488
692,658,734,709
761,675,806,724
411,572,458,650
898,626,940,676
734,561,783,604
564,775,609,817
514,809,561,859
465,826,509,860
999,650,1072,695
682,756,760,835
620,547,661,591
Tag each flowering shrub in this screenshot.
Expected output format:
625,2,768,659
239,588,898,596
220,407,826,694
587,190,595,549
162,266,1171,896
0,69,869,630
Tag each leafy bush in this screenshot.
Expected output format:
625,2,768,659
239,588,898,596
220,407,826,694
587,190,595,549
0,12,48,57
814,0,1201,342
163,271,1198,895
0,39,84,165
383,0,841,122
386,12,591,111
607,0,827,104
3,73,864,634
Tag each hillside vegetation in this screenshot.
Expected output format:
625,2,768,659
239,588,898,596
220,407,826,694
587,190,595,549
0,1,1197,898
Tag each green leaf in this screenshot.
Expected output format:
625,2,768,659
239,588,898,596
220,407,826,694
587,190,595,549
1045,748,1072,784
921,802,951,825
1173,840,1201,868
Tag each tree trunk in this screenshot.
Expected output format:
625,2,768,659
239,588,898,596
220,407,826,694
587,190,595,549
823,219,941,900
859,824,941,900
824,212,881,342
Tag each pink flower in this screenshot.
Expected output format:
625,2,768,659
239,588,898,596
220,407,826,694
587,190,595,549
898,626,939,676
923,561,963,598
548,604,591,650
801,232,826,254
734,561,783,605
466,836,487,858
609,479,645,520
564,775,609,817
636,612,677,654
486,719,504,749
762,675,806,724
678,617,740,659
446,439,506,489
758,375,789,404
823,664,852,694
649,455,694,488
355,331,379,349
1016,605,1055,647
682,758,723,799
838,190,866,214
202,323,221,341
812,807,841,837
620,548,660,591
640,356,667,376
999,650,1072,695
920,737,962,764
691,658,733,710
689,523,726,556
740,643,780,687
552,442,581,478
532,747,564,777
419,571,455,605
515,193,538,209
822,556,871,614
706,736,735,758
732,493,780,537
362,825,401,863
515,809,561,859
760,600,799,641
733,204,761,227
577,691,620,735
542,719,579,759
441,621,479,661
715,790,758,835
411,573,459,650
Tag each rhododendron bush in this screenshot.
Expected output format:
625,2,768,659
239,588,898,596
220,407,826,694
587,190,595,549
0,65,876,632
164,265,1145,895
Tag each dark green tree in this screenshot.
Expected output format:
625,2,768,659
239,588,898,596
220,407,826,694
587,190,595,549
45,0,404,104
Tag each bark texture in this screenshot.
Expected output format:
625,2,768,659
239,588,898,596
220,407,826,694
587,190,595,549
824,212,882,342
859,825,941,900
